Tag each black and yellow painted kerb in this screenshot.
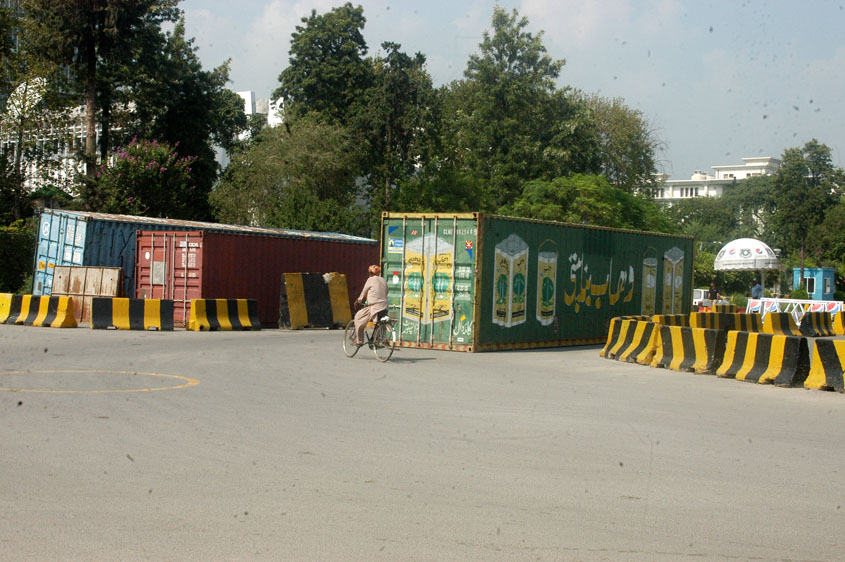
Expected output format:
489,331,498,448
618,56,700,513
805,339,845,391
187,298,261,331
712,303,738,313
798,311,835,337
0,294,77,327
762,312,801,336
717,331,809,386
91,297,173,330
651,325,725,374
279,272,351,329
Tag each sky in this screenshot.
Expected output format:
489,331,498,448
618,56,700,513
178,0,845,179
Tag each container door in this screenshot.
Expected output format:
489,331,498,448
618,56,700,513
136,230,203,326
34,212,87,295
382,215,477,349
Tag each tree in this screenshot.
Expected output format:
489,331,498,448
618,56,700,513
720,174,777,240
88,137,196,217
443,7,598,209
498,174,675,232
115,20,245,219
586,95,661,193
23,0,180,177
211,115,363,234
273,3,370,126
355,42,436,211
771,140,842,279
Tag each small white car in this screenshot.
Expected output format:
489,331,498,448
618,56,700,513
693,288,708,307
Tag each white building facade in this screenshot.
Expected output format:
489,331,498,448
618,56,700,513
653,157,780,204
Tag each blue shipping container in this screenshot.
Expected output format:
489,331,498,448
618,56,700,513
33,209,376,297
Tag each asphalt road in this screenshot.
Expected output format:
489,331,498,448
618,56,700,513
1,324,844,561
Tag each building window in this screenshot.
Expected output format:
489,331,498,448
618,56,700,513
695,187,699,196
805,277,816,295
824,277,831,295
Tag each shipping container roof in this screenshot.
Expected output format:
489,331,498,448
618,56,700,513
42,209,377,244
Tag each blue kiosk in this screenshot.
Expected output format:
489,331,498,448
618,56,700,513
793,267,835,300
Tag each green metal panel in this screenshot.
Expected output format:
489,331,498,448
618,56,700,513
475,215,695,350
381,214,478,350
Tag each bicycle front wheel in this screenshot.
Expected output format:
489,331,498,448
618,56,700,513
343,320,360,357
372,322,395,362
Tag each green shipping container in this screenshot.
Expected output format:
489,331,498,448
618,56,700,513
381,212,695,352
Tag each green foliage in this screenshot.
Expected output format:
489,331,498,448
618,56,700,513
791,287,809,300
24,0,181,175
116,21,246,219
211,115,364,234
771,140,840,258
274,3,370,125
83,138,197,217
392,164,485,214
0,219,35,293
355,42,437,213
730,293,748,308
441,7,602,209
498,174,675,232
585,95,660,193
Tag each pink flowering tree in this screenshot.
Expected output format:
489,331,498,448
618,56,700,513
91,138,197,217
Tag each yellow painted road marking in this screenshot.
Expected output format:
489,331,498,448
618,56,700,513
0,370,199,393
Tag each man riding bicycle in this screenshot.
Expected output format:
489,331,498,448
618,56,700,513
351,264,388,346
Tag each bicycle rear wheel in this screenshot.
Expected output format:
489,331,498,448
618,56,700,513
372,322,395,362
343,320,360,357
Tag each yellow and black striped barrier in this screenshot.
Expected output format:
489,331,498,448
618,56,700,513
689,312,734,331
615,321,659,365
805,339,845,391
279,272,351,329
713,303,738,313
731,313,764,332
0,293,13,323
651,314,689,326
762,312,801,336
187,299,261,331
717,331,809,386
651,325,725,374
798,311,835,337
600,317,625,358
833,313,845,336
1,294,77,327
90,297,173,330
601,318,638,359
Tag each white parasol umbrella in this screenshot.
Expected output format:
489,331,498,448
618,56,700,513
713,238,779,271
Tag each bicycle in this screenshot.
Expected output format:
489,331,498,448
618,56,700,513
343,304,397,362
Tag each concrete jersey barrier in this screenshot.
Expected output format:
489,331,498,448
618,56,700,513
188,299,261,331
90,297,174,330
798,311,835,337
805,339,845,391
279,272,352,330
717,331,809,386
1,294,77,328
651,325,725,374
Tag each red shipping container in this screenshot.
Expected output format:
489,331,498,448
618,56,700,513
135,230,379,327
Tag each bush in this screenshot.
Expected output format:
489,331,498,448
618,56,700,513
835,290,845,302
791,288,809,300
0,220,35,293
730,293,748,309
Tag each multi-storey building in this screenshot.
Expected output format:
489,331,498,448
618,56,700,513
653,156,781,204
